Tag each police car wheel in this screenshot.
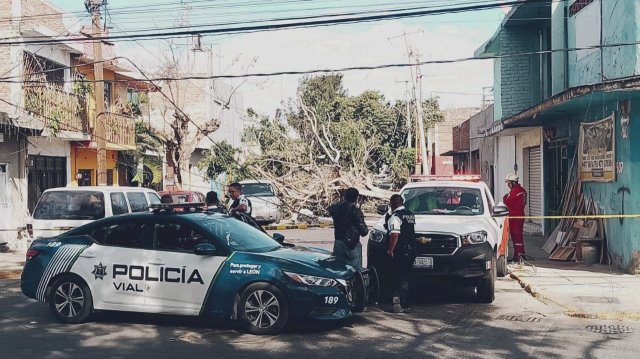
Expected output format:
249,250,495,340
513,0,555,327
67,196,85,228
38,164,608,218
239,283,289,335
48,275,93,324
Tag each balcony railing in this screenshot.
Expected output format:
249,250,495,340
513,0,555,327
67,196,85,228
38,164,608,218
103,112,136,149
24,87,88,133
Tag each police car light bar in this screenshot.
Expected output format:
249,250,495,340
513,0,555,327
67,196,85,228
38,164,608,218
410,175,481,182
150,202,206,213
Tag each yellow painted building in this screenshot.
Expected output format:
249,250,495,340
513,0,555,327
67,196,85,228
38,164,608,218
69,57,153,186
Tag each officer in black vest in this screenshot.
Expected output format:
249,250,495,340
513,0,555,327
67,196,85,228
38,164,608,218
228,182,252,218
386,194,416,314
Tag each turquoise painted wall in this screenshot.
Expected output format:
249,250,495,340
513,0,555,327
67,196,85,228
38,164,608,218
494,57,502,121
568,0,640,87
544,96,640,272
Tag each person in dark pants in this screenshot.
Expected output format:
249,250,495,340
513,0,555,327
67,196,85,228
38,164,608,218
328,188,369,270
386,194,416,314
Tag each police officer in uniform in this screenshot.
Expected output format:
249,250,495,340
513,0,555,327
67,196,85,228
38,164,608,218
227,182,252,218
386,194,416,314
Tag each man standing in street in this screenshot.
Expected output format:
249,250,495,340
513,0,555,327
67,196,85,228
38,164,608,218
205,191,225,213
228,182,252,218
503,174,528,262
386,194,416,314
328,188,369,270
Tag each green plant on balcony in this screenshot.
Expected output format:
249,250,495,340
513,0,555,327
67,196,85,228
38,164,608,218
24,91,43,114
47,109,63,136
72,80,93,96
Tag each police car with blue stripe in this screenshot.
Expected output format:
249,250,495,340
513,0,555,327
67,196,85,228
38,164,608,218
21,203,376,335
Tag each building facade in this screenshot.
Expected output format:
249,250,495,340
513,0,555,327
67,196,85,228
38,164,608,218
478,0,640,271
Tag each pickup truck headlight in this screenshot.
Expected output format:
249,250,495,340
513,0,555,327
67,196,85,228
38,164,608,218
369,230,385,243
283,271,338,287
461,231,487,245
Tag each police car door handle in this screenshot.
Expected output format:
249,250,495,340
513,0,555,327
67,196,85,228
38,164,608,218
79,252,95,258
149,259,165,266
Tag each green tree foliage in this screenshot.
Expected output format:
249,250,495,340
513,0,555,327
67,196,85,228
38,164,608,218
198,140,249,182
243,74,444,185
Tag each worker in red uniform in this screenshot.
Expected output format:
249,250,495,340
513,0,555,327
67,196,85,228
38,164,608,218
503,174,527,262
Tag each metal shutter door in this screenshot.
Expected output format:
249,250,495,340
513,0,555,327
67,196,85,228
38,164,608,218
528,146,542,225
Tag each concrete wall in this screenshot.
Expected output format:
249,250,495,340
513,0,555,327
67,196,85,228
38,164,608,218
551,0,568,95
543,97,640,273
568,0,640,86
494,135,516,204
0,130,28,250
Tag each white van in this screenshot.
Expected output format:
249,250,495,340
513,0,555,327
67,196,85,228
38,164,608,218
28,186,161,241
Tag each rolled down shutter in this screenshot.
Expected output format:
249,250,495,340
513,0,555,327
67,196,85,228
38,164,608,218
528,146,542,225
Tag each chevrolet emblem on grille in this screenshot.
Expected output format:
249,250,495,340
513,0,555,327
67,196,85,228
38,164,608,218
417,237,432,244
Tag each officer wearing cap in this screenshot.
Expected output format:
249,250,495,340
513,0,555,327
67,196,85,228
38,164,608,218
386,194,416,314
503,173,527,262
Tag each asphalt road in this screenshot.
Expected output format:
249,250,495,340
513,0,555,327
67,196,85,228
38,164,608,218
1,228,638,359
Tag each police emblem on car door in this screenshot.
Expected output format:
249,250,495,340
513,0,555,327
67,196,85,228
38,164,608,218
144,219,226,315
74,219,155,310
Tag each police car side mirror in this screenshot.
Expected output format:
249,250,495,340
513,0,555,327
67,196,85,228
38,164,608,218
376,204,387,215
492,205,509,217
272,233,285,243
194,243,217,256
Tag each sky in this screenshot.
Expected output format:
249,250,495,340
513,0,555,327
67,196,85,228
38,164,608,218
49,0,507,115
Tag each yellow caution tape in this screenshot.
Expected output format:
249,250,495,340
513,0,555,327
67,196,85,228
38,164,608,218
262,223,333,231
506,214,640,220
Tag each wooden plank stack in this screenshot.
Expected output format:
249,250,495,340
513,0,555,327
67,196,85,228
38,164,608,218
543,157,609,263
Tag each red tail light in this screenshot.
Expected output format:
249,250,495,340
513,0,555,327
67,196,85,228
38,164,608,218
26,248,40,260
26,224,33,238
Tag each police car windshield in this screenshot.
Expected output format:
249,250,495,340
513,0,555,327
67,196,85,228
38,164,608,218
402,187,484,216
200,217,281,252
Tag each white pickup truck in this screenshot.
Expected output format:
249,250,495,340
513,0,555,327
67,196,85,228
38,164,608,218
367,176,509,303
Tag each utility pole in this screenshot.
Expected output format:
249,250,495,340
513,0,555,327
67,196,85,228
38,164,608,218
412,60,428,176
395,79,411,149
389,30,428,175
86,0,107,185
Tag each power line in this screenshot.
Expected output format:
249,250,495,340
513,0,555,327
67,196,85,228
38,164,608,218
0,0,552,46
5,39,640,84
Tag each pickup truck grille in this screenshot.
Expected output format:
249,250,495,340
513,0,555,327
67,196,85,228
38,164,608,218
337,279,355,305
414,233,459,255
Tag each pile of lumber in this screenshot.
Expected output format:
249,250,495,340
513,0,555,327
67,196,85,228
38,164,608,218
543,165,609,263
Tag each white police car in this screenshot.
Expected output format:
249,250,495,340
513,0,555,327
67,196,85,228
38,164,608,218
21,204,375,334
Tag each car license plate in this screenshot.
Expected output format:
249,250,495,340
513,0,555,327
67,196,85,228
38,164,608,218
413,256,433,269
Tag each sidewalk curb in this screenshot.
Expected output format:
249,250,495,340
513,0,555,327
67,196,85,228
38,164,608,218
0,270,22,280
509,269,640,321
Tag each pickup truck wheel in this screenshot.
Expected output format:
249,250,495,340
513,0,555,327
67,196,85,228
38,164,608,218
496,255,508,277
476,256,496,303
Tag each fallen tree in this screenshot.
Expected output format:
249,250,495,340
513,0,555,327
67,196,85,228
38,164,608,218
200,74,443,216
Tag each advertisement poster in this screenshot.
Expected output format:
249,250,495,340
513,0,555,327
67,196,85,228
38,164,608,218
579,113,616,182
